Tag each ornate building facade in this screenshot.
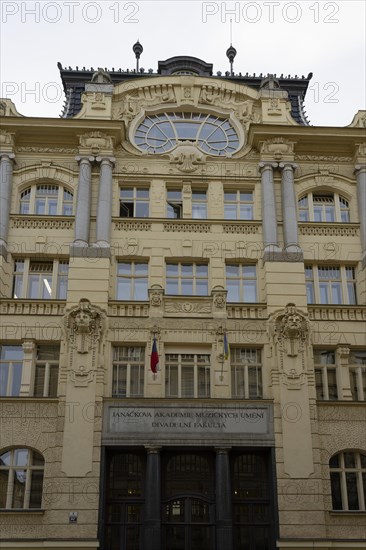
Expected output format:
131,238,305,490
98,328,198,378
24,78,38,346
0,53,365,550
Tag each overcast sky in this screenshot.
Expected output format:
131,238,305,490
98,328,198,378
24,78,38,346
1,0,365,126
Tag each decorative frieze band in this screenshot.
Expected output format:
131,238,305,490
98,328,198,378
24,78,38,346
299,223,359,237
114,220,152,231
163,222,211,233
10,216,74,230
223,223,260,234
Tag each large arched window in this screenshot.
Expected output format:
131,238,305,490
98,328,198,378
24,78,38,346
134,112,240,156
330,451,366,510
20,185,73,215
298,192,350,222
0,448,44,509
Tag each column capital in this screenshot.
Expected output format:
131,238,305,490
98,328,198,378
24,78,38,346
354,164,366,175
279,162,298,171
75,155,95,164
0,152,15,161
258,161,278,172
145,445,161,454
96,156,115,165
215,446,232,454
22,340,36,353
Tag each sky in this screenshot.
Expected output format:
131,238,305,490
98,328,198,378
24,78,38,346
1,0,365,126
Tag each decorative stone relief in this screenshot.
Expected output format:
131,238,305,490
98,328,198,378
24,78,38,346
79,131,114,154
16,146,77,153
0,129,14,147
112,84,176,122
70,365,95,387
149,284,164,307
212,286,227,309
169,143,206,173
295,154,353,162
0,99,23,117
348,110,366,128
64,298,105,356
81,91,108,111
164,301,211,314
261,137,295,159
270,303,310,389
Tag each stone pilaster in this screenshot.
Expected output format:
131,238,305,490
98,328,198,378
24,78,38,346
336,346,352,400
95,156,115,255
144,446,161,550
355,164,366,268
20,340,36,396
0,152,15,258
258,162,281,261
279,162,303,261
215,447,233,550
71,155,94,255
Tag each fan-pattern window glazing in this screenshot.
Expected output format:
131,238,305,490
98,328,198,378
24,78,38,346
20,185,73,216
134,112,240,156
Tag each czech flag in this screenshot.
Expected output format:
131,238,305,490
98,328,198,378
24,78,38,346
223,333,230,361
151,336,159,374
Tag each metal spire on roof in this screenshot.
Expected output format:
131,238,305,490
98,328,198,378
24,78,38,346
133,40,143,72
226,19,237,76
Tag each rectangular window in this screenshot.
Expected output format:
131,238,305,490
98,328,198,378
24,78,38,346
112,346,145,397
120,188,149,218
305,266,356,305
165,353,210,398
226,265,257,302
314,350,338,400
231,349,262,399
12,259,69,300
0,345,23,397
224,191,253,220
34,345,59,397
166,263,208,296
192,191,207,219
349,350,366,401
116,262,148,300
167,190,182,219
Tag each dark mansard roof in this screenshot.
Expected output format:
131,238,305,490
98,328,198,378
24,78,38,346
58,55,312,125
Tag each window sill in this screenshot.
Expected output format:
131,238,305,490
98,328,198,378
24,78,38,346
329,510,366,516
0,509,45,514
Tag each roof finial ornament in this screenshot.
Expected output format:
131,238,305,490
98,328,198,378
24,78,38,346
226,20,237,76
133,40,143,72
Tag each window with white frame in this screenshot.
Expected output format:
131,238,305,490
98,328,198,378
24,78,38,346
166,263,208,296
349,350,366,402
120,187,149,218
12,259,68,300
0,345,23,397
33,345,59,398
231,348,262,399
116,262,148,300
314,350,338,400
226,265,257,302
305,265,356,305
224,191,253,220
192,191,207,219
0,448,44,509
298,192,350,222
330,451,366,511
20,185,73,216
167,189,182,219
112,346,145,397
165,353,211,398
